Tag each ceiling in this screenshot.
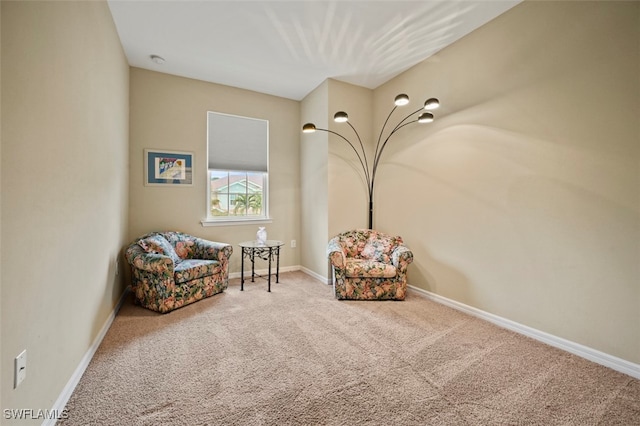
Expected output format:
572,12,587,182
107,0,521,101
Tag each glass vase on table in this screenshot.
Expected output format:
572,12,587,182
256,227,267,245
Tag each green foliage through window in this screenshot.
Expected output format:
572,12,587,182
208,170,267,220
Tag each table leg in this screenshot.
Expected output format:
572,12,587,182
251,250,255,282
240,248,245,291
276,247,281,283
267,247,272,292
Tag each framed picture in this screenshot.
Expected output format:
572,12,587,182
144,149,194,186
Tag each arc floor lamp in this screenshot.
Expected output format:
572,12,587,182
302,94,440,229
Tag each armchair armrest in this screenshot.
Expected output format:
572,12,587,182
191,237,233,262
163,231,232,262
327,238,347,270
125,246,174,274
391,245,414,273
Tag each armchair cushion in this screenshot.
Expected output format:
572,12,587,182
137,234,181,265
174,259,221,284
361,234,403,263
344,259,397,278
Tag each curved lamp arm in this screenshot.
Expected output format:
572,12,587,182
302,126,371,194
346,121,371,188
373,119,419,175
374,105,398,168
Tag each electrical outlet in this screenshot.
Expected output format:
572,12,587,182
14,350,26,389
290,240,296,248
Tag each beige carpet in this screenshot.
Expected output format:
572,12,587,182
59,271,639,425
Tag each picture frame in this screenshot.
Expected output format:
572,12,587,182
144,149,194,186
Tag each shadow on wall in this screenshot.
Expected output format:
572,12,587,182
375,118,638,333
382,121,636,210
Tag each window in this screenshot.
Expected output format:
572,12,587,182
209,170,266,218
205,112,269,223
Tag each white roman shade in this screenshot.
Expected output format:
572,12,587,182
207,111,268,172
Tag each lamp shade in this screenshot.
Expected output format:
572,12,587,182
302,123,317,133
418,112,434,123
334,111,349,123
394,94,410,106
424,98,440,110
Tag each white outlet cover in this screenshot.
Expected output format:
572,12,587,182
15,350,26,388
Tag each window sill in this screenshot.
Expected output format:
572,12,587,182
201,217,273,227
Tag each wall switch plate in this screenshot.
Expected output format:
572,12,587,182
291,240,296,248
14,350,26,388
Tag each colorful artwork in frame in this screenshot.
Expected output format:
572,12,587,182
144,149,194,186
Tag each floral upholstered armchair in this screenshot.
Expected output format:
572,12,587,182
327,229,413,301
125,231,232,313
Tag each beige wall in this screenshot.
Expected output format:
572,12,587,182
374,1,639,363
1,1,129,421
128,68,301,274
300,81,330,279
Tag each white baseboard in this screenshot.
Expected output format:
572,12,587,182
300,266,330,284
44,288,130,426
408,285,640,380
